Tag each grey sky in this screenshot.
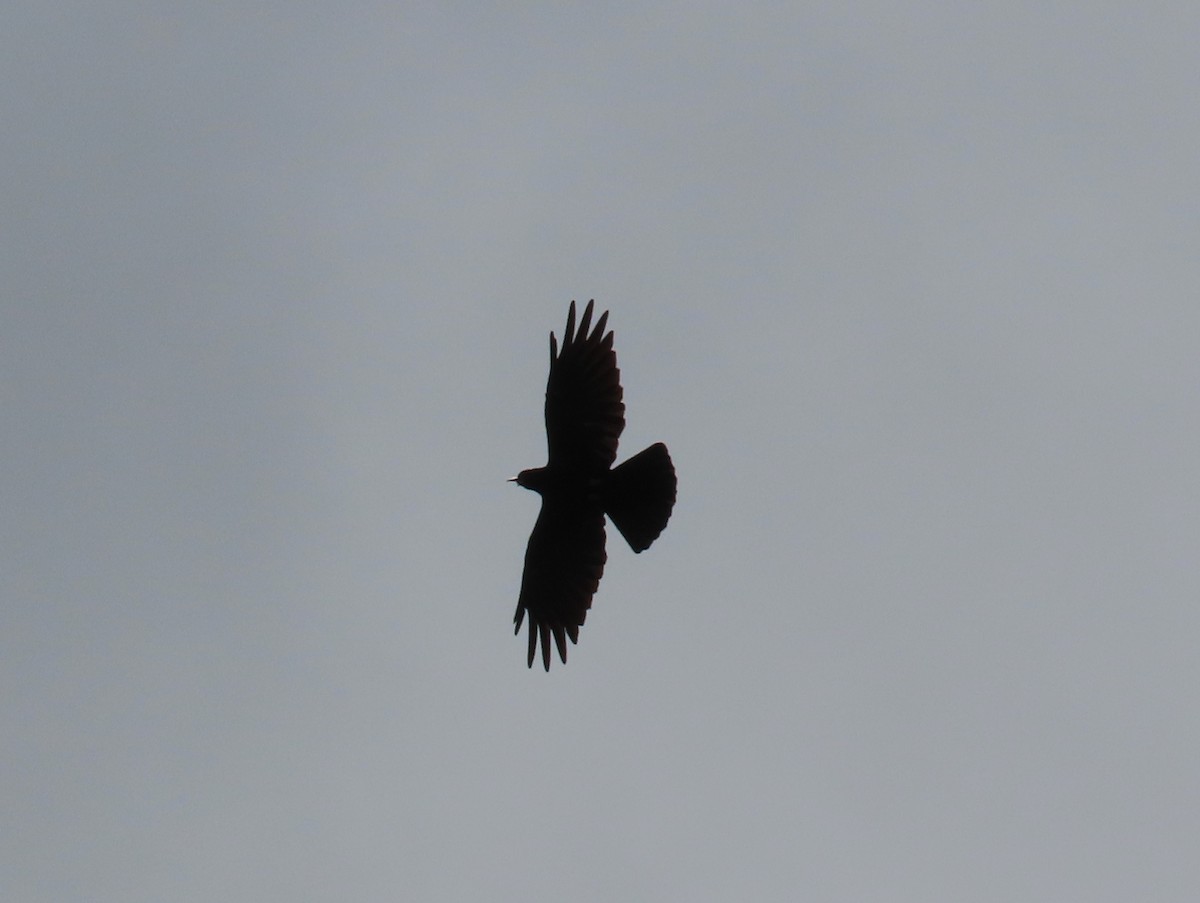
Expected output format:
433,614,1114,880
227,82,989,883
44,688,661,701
4,3,1198,901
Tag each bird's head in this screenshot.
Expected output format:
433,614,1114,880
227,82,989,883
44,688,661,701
509,467,549,493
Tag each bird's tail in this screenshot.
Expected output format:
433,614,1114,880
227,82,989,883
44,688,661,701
605,443,677,553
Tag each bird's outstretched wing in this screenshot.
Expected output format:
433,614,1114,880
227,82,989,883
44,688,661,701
545,300,625,472
513,496,607,670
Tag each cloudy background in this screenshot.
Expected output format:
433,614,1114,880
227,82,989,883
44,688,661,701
4,3,1198,900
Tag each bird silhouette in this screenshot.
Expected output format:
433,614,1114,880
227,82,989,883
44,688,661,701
512,300,677,670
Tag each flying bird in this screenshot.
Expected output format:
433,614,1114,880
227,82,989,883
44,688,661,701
512,300,677,670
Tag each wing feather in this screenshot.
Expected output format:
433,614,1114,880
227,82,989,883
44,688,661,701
544,300,625,472
513,495,607,670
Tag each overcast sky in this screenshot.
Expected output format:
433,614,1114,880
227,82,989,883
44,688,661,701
4,3,1199,901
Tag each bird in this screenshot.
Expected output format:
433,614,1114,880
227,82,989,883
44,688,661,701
512,300,677,671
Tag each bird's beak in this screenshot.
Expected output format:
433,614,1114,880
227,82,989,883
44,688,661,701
507,476,518,483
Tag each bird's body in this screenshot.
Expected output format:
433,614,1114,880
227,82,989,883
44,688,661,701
513,300,676,670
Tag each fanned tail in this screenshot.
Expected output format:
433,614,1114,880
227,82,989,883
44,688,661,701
604,443,676,553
